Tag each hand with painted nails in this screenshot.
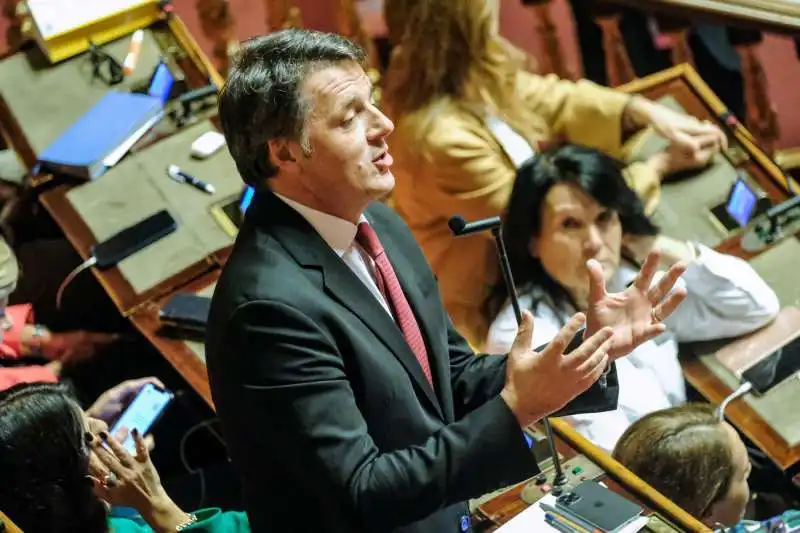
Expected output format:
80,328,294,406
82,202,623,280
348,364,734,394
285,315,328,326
87,430,190,532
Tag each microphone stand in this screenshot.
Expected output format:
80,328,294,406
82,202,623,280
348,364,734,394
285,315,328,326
450,216,567,494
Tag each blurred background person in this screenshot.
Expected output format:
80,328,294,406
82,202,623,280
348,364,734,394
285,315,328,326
381,0,725,347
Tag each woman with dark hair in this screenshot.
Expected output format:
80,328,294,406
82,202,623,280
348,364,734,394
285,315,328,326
0,382,249,533
485,145,779,451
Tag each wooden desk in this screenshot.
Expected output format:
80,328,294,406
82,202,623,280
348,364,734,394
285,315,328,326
618,65,800,472
1,15,227,317
129,268,219,408
474,419,709,531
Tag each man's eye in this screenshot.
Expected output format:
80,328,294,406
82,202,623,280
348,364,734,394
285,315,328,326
562,218,581,230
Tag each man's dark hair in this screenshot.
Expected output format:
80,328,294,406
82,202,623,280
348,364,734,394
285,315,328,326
219,29,367,186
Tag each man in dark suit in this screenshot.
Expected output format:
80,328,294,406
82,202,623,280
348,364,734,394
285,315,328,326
206,29,687,533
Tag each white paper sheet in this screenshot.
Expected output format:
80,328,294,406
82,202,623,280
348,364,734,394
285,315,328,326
495,494,561,532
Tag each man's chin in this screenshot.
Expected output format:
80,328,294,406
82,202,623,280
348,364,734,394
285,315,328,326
368,172,396,200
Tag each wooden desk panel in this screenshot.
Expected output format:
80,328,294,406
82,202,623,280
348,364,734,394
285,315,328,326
619,65,800,471
681,355,800,470
38,184,218,316
1,15,227,316
475,419,710,531
608,0,800,34
130,270,218,408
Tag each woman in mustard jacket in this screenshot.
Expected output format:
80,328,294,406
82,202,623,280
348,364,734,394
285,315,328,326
381,0,727,348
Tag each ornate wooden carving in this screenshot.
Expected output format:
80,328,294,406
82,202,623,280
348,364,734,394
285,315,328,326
195,0,239,75
653,14,695,69
3,1,34,54
338,0,380,71
729,28,779,155
593,3,636,87
264,0,302,31
525,0,572,79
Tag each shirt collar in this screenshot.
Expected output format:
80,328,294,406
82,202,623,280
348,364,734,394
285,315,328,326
275,193,368,256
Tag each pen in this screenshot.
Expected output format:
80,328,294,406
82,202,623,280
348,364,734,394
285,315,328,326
167,165,215,194
123,30,144,76
544,512,595,533
545,513,578,533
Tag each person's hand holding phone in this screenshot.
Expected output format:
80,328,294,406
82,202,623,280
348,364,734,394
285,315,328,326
86,377,165,452
88,430,190,531
86,377,165,424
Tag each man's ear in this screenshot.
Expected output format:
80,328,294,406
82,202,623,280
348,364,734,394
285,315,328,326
268,138,301,173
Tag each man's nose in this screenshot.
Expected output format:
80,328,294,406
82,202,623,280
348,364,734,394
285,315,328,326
369,108,394,139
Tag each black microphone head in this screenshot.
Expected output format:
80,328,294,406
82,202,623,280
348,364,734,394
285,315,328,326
448,215,467,235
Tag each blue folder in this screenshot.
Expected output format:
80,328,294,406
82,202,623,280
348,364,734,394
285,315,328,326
37,91,163,180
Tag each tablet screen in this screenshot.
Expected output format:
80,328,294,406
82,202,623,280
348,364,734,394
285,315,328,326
725,179,758,227
239,186,255,214
147,62,175,105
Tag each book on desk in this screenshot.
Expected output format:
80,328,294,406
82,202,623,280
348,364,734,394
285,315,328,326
27,0,162,64
35,91,163,181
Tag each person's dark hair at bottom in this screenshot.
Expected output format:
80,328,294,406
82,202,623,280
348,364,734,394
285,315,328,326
0,382,108,533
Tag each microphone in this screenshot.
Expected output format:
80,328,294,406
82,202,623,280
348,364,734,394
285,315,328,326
448,214,568,493
448,215,502,236
740,194,800,253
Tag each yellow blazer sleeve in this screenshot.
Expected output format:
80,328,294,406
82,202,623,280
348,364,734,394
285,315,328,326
622,161,660,216
423,114,517,222
517,71,632,157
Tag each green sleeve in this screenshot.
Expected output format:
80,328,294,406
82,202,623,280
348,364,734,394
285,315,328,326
183,508,250,532
108,509,249,533
107,516,153,533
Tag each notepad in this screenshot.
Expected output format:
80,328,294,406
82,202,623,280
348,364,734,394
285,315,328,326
37,91,163,180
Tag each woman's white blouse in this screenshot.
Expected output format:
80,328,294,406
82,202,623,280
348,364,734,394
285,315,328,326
485,244,780,452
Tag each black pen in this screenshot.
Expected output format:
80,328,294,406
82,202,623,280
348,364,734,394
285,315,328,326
167,165,215,194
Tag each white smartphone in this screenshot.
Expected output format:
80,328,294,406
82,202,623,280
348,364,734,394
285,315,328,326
109,383,174,453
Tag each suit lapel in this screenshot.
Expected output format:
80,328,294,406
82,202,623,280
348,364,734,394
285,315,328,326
251,193,444,420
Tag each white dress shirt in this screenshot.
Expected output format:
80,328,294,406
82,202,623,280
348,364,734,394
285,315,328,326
485,244,780,452
276,194,394,318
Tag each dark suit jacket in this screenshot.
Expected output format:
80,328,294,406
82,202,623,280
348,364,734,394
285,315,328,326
205,191,619,533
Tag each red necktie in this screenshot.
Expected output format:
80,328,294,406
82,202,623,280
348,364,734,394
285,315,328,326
356,222,433,387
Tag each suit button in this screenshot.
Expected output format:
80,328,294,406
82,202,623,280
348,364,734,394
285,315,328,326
460,515,471,531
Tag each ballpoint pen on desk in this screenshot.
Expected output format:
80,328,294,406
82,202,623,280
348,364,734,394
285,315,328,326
544,513,580,533
167,165,215,194
544,512,596,533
